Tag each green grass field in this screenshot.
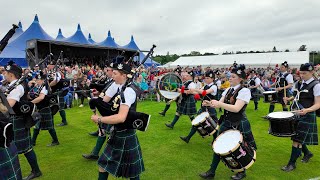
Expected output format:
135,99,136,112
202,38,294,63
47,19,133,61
19,99,320,180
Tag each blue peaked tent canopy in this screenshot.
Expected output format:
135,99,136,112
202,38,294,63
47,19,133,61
0,14,53,66
8,21,24,43
98,30,118,47
56,28,65,40
88,33,96,44
123,35,159,67
63,24,90,44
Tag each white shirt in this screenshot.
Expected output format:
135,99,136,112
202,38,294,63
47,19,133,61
105,82,136,108
222,84,251,104
215,79,221,88
105,82,120,98
187,81,196,89
254,76,261,86
40,85,48,96
53,72,62,82
300,77,320,97
205,82,217,96
7,79,24,102
279,71,294,84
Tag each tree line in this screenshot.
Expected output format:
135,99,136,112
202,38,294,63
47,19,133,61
152,45,320,65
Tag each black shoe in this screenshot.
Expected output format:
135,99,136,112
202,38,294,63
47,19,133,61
47,141,60,147
89,131,99,137
57,122,67,126
23,171,42,180
231,172,246,180
199,170,215,179
159,111,165,116
180,136,190,143
301,153,313,163
82,153,99,160
281,163,296,172
165,123,173,129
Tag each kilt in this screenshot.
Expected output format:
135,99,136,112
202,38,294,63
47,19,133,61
98,129,145,178
177,95,197,115
0,142,22,180
219,118,257,150
35,107,54,130
292,112,318,145
11,115,32,154
58,91,65,110
250,88,260,102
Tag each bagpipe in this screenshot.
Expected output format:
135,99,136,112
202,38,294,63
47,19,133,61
0,24,19,54
93,45,156,132
0,91,14,148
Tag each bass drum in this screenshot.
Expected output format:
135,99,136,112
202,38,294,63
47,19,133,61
157,73,182,100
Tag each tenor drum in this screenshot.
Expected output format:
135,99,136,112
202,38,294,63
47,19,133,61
157,73,182,100
266,111,297,137
213,130,256,172
263,91,277,103
192,112,219,137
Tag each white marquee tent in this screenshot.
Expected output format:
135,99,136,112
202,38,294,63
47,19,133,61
169,51,309,68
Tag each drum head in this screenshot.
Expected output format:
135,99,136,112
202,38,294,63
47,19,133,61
213,130,242,155
192,112,209,125
157,73,182,99
267,111,294,119
263,91,276,94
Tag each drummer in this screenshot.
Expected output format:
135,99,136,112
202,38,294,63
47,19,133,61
266,61,293,115
199,64,256,180
281,63,320,172
248,70,261,111
180,70,218,143
165,71,197,129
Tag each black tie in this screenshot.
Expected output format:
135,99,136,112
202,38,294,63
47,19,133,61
302,83,307,90
230,88,234,95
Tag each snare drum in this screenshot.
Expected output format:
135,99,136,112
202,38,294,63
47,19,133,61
266,111,297,137
263,91,277,103
191,112,219,137
213,130,256,172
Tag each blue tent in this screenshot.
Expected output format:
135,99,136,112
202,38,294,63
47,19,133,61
56,28,65,40
0,14,53,67
63,24,90,44
98,30,118,47
87,33,95,44
8,21,24,43
123,35,159,67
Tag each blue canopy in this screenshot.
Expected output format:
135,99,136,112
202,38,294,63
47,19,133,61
63,24,90,44
56,28,65,40
0,14,53,67
88,33,95,44
123,36,159,67
8,21,24,43
98,30,118,47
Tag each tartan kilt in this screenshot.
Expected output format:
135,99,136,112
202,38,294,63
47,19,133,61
98,129,145,178
35,107,54,130
10,115,32,154
58,92,65,110
177,95,197,115
292,112,318,145
0,142,22,180
219,118,257,150
250,88,260,102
